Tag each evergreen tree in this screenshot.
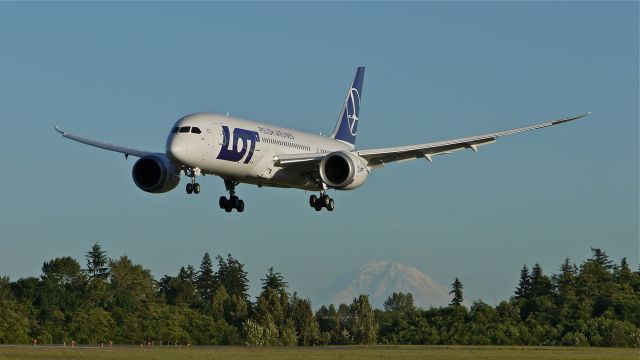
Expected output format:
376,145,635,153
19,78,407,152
85,243,109,280
615,258,632,285
178,265,197,284
554,257,577,323
261,267,287,291
196,253,217,305
590,247,614,270
515,264,531,299
449,278,464,306
215,254,249,302
530,263,552,298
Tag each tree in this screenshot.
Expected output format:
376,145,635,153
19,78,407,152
211,285,229,320
39,257,87,315
530,263,552,298
159,274,198,306
68,307,114,344
280,319,298,346
215,254,249,303
254,288,286,328
85,243,109,280
196,253,217,305
450,278,464,306
347,295,378,345
383,292,416,313
108,256,156,309
590,248,614,270
0,300,30,344
179,265,197,283
615,258,633,286
515,265,531,300
288,294,320,345
261,267,287,292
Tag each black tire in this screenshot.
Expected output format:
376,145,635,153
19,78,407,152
219,196,227,209
193,183,201,194
309,195,317,207
327,199,335,211
186,183,193,194
231,196,240,209
224,206,232,213
322,195,330,207
314,203,322,211
237,200,245,212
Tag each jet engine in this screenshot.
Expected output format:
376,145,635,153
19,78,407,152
319,151,369,190
132,154,180,193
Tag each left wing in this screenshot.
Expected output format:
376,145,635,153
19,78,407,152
357,113,590,167
55,126,153,158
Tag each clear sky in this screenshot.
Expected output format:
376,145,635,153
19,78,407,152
0,2,637,306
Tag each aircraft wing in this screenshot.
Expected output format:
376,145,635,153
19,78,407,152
55,126,153,158
356,113,590,167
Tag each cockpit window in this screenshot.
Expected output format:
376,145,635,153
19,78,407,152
179,126,191,133
172,127,179,133
191,127,201,134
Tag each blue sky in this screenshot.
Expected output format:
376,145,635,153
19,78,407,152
0,2,637,306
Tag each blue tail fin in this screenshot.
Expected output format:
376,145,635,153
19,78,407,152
330,67,364,148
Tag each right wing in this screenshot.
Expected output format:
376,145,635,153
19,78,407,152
55,126,153,158
356,113,590,167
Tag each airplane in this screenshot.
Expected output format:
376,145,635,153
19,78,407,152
55,67,589,213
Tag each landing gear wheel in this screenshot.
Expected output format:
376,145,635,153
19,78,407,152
327,198,335,211
309,195,317,207
314,203,323,211
322,195,331,207
186,183,193,194
193,183,201,194
220,179,245,213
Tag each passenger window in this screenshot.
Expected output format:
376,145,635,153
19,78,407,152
191,127,201,134
179,126,191,133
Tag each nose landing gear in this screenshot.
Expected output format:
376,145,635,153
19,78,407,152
185,168,201,195
219,179,244,212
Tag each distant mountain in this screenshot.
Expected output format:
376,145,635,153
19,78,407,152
315,261,451,309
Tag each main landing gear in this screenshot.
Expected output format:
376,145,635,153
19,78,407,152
219,179,244,213
309,192,335,212
184,168,201,195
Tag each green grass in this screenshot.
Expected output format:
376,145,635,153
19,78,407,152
0,346,637,360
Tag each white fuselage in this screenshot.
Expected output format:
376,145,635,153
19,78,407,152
166,112,351,191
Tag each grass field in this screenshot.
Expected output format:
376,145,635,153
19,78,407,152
0,345,637,360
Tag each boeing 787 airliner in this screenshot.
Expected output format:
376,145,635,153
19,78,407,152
56,67,589,212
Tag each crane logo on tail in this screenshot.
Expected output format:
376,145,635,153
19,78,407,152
347,88,360,136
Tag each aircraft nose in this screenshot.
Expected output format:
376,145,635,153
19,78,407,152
168,136,188,162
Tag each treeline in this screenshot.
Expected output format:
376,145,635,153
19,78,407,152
0,246,638,347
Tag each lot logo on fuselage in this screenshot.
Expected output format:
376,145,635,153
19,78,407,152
216,125,260,164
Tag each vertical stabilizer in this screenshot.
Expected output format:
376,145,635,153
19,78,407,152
330,67,365,148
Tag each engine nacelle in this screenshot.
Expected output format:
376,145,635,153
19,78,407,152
132,154,180,193
319,151,369,190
